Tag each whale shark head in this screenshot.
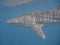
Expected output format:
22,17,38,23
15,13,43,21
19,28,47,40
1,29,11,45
7,15,32,26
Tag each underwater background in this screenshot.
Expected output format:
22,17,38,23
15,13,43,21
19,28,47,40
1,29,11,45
0,0,60,45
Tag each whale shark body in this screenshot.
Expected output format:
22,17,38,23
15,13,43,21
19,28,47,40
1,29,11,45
7,7,60,39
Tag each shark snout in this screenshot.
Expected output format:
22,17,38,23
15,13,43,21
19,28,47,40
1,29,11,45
7,19,16,23
7,18,19,23
6,16,24,24
7,19,12,23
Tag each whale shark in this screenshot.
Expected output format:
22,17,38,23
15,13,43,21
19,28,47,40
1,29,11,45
7,7,60,39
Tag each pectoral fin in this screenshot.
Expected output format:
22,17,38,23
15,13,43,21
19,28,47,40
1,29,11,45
32,24,45,39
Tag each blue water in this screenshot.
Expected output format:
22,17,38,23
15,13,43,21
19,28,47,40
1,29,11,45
0,0,60,45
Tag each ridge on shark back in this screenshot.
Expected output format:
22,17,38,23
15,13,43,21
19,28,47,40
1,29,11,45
7,7,60,39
